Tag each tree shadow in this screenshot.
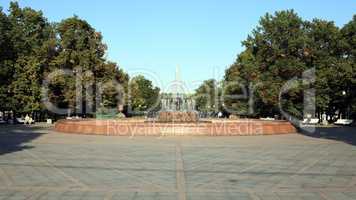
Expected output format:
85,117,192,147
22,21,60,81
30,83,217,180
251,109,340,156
299,126,356,146
0,125,47,155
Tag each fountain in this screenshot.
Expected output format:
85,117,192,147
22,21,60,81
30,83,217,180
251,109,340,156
157,66,198,122
158,93,198,122
54,66,297,136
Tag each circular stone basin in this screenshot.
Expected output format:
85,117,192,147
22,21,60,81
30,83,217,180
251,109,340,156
158,111,198,122
54,119,297,136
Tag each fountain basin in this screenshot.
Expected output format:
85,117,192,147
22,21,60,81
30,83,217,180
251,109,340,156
54,119,297,136
158,111,198,122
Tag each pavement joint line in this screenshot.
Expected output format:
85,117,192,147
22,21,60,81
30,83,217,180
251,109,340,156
0,186,177,192
271,143,330,191
348,175,356,187
27,190,49,200
0,185,356,193
100,159,168,191
291,144,330,175
186,147,251,171
188,154,228,171
237,148,280,174
0,166,13,187
319,191,333,200
23,149,89,189
94,145,175,191
176,142,187,200
247,191,262,200
103,190,114,200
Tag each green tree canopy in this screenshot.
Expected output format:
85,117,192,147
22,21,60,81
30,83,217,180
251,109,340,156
8,2,56,114
221,10,356,120
0,8,14,111
128,75,160,114
194,79,221,113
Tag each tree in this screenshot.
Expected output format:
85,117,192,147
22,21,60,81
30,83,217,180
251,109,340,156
8,2,56,115
128,75,160,114
305,19,344,118
341,15,356,119
49,16,107,116
96,62,129,109
0,2,134,120
194,79,221,113
0,7,14,112
234,10,308,118
222,11,356,120
223,49,259,116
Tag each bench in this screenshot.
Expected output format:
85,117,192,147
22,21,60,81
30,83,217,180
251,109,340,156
302,118,319,124
334,119,353,125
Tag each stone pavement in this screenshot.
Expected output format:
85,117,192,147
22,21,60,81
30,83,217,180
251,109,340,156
0,125,356,199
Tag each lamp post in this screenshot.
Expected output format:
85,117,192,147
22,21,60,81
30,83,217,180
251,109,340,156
342,90,349,119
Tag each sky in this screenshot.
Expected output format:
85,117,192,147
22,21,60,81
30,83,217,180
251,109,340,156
1,0,355,92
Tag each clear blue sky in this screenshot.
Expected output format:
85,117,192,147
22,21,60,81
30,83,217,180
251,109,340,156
1,0,355,92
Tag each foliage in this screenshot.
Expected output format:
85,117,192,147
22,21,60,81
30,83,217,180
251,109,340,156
221,10,356,119
128,75,160,113
0,8,14,111
0,2,133,118
8,2,56,114
0,1,355,121
194,79,221,112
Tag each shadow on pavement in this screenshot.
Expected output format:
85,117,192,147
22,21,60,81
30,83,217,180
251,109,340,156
299,126,356,146
0,125,47,155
